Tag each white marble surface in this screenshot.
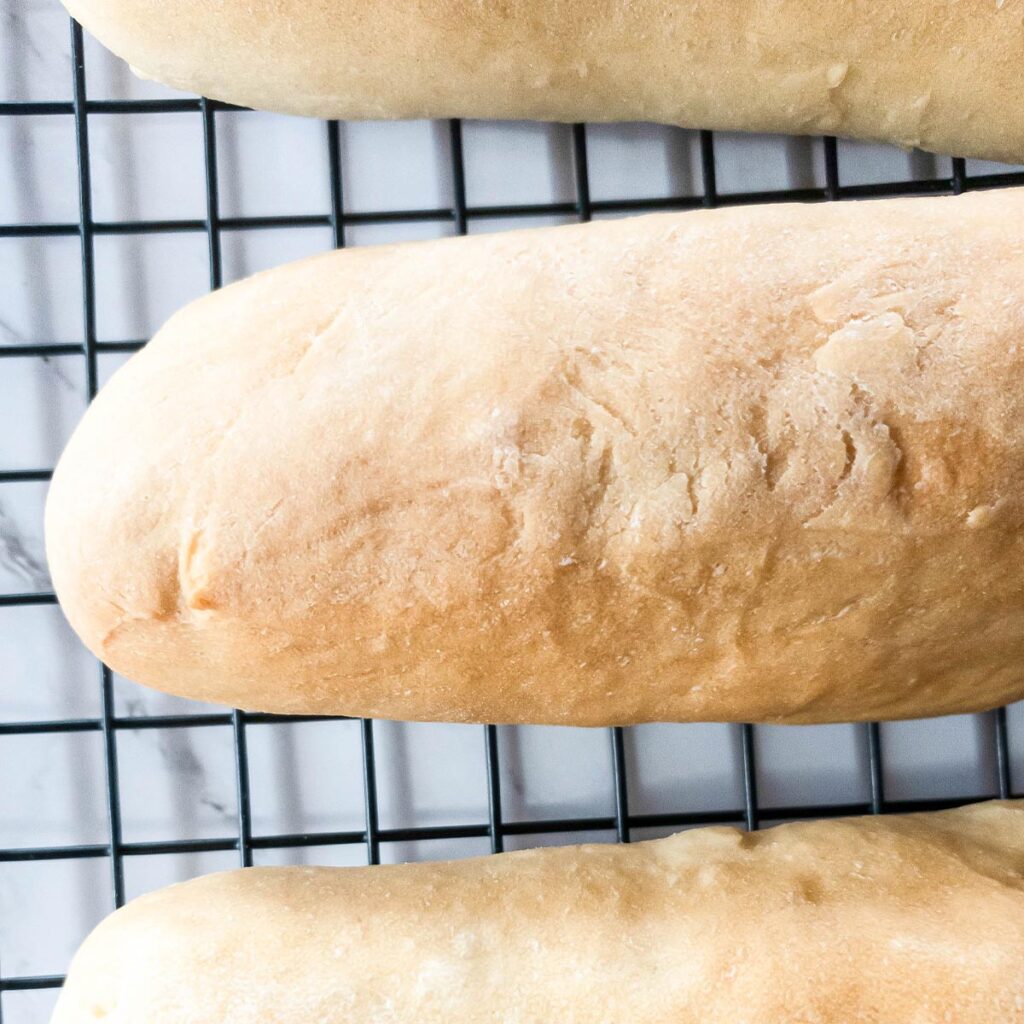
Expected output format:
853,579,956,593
2,2,1024,1021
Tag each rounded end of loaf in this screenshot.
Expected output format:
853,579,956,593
42,193,1024,724
48,870,273,1024
43,252,355,713
43,342,193,705
49,802,1024,1024
43,368,160,687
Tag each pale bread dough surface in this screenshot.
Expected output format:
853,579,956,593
61,0,1024,162
51,801,1024,1024
45,189,1024,724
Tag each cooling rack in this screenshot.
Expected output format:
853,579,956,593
2,11,1023,1023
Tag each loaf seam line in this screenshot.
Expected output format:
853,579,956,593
847,380,908,510
580,438,615,536
731,537,782,667
839,429,857,485
684,465,699,522
560,368,639,438
822,59,852,134
173,303,353,613
277,303,351,383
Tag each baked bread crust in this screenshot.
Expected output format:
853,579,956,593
61,0,1024,162
45,190,1024,724
51,801,1024,1024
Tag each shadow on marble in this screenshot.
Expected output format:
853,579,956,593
498,723,615,823
0,0,72,104
586,123,703,202
625,722,747,818
0,857,110,978
0,604,97,722
246,718,366,840
374,720,490,832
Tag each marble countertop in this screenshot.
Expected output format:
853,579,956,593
2,2,1024,1021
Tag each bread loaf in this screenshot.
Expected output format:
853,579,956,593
62,0,1024,163
51,801,1024,1024
45,189,1024,725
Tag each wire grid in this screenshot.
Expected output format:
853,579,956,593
2,15,1024,1014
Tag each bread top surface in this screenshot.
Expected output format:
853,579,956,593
51,801,1024,1023
62,0,1024,161
45,189,1024,724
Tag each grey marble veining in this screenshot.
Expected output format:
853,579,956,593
0,0,72,103
0,502,49,589
0,484,50,594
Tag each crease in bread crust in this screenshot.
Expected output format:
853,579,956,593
44,189,1024,725
49,801,1024,1024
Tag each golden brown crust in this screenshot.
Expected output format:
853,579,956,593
50,801,1024,1024
61,0,1024,162
45,189,1024,725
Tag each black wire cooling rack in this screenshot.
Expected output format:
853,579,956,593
2,15,1024,1018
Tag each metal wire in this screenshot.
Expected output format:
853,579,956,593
2,15,1022,1007
70,21,127,915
